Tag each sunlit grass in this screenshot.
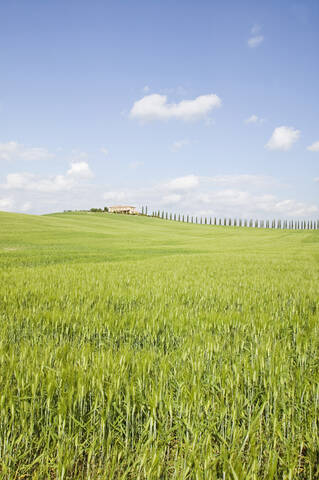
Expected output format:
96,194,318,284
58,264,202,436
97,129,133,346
0,211,318,479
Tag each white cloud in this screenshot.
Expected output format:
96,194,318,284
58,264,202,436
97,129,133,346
0,197,14,210
171,139,189,152
21,202,32,212
205,174,277,188
307,141,319,152
1,167,317,218
130,93,221,122
315,177,319,183
67,161,93,178
3,161,94,193
166,175,200,190
245,114,265,124
100,173,318,219
248,35,264,48
4,172,75,193
100,147,109,156
0,141,55,162
265,126,300,151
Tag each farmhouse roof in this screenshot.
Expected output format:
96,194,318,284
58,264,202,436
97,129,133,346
110,205,136,208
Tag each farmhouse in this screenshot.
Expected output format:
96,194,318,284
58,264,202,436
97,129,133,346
108,205,138,215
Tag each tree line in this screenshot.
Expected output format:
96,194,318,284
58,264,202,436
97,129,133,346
142,207,319,230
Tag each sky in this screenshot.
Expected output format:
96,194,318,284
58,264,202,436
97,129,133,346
0,0,318,219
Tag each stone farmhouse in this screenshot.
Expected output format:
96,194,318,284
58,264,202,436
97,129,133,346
108,205,138,215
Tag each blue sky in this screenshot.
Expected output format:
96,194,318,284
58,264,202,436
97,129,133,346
0,0,318,218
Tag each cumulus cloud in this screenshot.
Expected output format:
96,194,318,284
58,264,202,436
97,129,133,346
171,139,189,152
130,93,221,122
265,126,300,151
100,173,318,219
248,25,264,48
0,197,14,210
245,114,265,124
3,161,94,193
248,35,264,48
166,175,200,190
1,168,317,219
4,172,75,193
0,141,55,162
21,202,32,212
67,161,93,178
307,141,319,152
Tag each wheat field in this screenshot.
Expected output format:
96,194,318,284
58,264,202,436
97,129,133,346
0,211,318,479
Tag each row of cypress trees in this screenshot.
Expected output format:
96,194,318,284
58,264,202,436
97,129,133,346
141,207,319,230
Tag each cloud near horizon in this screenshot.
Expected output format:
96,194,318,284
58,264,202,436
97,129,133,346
130,93,222,122
101,174,318,219
0,141,55,162
1,170,318,219
2,161,93,194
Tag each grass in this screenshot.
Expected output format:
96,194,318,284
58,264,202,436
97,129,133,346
0,210,318,479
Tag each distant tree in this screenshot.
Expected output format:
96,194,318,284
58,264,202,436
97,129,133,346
104,206,109,212
145,206,148,216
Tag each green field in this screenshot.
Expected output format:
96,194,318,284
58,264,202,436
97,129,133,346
0,211,318,479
